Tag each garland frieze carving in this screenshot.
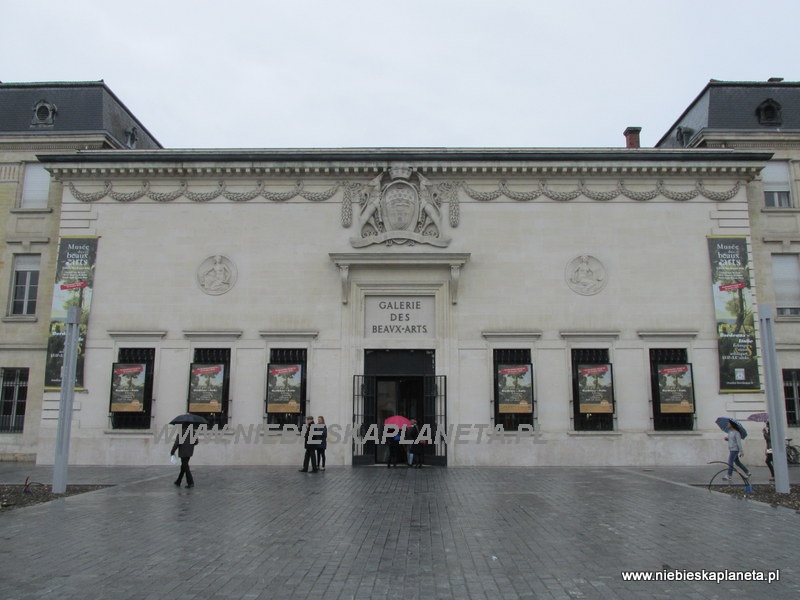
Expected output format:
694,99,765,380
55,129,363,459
67,177,743,237
459,180,741,203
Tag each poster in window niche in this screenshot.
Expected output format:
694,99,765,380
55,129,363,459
578,364,614,414
657,364,695,413
497,364,534,414
188,363,225,413
109,363,146,413
266,364,302,413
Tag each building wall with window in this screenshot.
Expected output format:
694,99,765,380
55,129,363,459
658,78,800,432
0,81,160,460
36,148,769,467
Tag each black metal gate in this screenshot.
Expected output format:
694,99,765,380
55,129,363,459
353,374,447,466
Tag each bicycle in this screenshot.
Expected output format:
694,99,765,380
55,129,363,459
786,438,800,465
707,461,753,493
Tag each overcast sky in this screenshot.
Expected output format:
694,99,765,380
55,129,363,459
2,0,798,149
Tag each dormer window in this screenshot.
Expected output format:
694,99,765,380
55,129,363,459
756,98,782,125
30,100,57,127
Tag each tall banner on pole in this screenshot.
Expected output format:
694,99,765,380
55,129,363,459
45,236,98,390
707,236,760,392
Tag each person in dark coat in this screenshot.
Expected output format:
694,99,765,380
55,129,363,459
315,416,328,471
387,426,402,468
171,424,198,488
406,419,419,467
300,416,319,473
764,421,775,482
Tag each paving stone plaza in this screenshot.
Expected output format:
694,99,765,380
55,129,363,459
0,463,798,599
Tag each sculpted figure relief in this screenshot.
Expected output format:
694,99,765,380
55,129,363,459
566,255,607,295
352,167,450,248
198,255,237,295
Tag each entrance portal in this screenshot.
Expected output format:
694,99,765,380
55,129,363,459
353,350,446,466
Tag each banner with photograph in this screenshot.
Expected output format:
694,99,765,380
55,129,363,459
266,364,303,413
188,364,225,413
496,364,534,414
577,364,614,413
44,236,98,389
707,236,760,392
657,364,695,414
109,363,147,413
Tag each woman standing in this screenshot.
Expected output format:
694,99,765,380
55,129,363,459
316,416,328,471
764,421,775,482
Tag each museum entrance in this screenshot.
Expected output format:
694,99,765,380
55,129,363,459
353,349,447,466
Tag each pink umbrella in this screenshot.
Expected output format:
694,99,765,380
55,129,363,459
747,412,769,422
384,415,413,428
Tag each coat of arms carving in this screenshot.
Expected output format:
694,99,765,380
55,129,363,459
351,167,450,247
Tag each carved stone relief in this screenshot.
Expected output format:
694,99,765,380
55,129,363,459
350,167,451,248
566,255,607,295
197,255,237,295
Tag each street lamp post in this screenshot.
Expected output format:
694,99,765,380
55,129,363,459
52,306,81,494
758,304,790,494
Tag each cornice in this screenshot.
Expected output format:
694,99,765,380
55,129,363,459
37,147,772,163
330,252,470,305
47,163,764,180
695,130,800,151
0,133,119,152
481,330,543,341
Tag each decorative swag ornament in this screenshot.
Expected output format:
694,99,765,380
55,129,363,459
67,178,743,232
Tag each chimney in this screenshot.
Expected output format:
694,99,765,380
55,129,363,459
624,127,641,148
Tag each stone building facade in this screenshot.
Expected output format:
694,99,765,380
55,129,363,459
36,147,770,466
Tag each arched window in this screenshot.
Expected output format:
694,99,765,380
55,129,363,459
756,98,782,125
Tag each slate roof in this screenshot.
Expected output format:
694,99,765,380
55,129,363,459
656,79,800,148
0,80,161,149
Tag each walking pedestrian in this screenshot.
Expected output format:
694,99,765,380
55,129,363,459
723,420,750,480
316,416,328,471
171,424,198,488
764,421,775,482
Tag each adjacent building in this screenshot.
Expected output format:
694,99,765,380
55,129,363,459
657,78,800,431
0,81,160,460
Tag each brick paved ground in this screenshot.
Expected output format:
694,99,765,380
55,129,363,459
0,463,797,599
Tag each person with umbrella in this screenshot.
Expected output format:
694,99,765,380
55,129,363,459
384,415,411,468
169,413,207,488
720,418,751,481
171,424,199,488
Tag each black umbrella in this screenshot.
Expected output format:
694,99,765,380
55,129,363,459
715,416,748,439
169,413,209,426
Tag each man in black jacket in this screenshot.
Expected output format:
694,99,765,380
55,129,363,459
300,416,319,473
171,424,199,488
